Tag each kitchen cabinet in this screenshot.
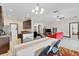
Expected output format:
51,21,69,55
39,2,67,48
0,6,4,29
0,35,10,54
23,20,31,29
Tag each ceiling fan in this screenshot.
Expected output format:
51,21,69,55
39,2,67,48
53,10,65,21
56,16,65,21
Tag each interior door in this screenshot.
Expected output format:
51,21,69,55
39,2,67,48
70,23,79,39
10,23,18,41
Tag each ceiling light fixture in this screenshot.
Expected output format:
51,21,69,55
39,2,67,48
32,3,44,15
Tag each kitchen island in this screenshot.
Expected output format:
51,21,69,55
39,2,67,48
0,35,10,54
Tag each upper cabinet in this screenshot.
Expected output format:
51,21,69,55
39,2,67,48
0,6,4,29
23,19,31,29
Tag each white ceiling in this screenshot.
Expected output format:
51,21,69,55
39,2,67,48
0,3,79,22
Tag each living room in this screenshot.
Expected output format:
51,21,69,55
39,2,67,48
0,3,79,56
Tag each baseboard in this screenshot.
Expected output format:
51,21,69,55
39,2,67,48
64,36,70,38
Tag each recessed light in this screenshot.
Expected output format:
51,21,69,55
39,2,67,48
57,19,60,21
7,15,11,17
9,9,13,12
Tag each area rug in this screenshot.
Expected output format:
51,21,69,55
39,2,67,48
48,47,79,56
58,47,79,56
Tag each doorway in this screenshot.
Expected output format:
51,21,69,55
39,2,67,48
10,23,18,41
69,22,79,39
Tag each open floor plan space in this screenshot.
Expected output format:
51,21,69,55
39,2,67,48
0,3,79,56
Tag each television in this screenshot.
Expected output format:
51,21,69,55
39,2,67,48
46,29,51,32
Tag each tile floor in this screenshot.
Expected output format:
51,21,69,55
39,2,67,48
0,37,79,56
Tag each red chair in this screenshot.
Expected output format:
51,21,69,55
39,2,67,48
48,32,63,40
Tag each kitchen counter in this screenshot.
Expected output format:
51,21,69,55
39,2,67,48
0,35,10,38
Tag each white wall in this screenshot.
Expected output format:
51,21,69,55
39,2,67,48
3,16,23,34
3,16,79,37
44,17,79,36
34,16,79,36
3,16,33,35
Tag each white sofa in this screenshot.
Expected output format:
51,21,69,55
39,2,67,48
12,37,58,56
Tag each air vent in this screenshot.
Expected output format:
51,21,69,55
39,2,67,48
53,10,59,13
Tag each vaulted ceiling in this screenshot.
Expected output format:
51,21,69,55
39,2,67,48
0,3,79,22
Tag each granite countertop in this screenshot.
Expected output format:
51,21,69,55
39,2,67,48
0,35,10,38
0,35,10,45
21,31,33,34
